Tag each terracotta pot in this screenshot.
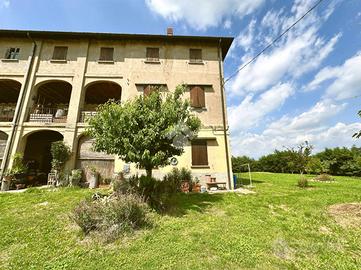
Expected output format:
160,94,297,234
192,184,201,193
181,181,190,193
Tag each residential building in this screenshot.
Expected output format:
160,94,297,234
0,29,234,189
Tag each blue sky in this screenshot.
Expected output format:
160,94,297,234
1,0,360,158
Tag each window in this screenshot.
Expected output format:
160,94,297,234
99,47,114,61
190,86,205,108
146,47,159,62
143,85,158,96
52,46,68,60
189,48,202,63
5,48,20,60
192,140,208,166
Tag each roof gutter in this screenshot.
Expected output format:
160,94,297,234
217,38,232,189
0,32,37,190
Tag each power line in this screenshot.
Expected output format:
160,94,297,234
224,0,325,85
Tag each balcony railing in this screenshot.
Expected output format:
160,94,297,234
0,106,16,122
79,111,97,123
28,106,68,123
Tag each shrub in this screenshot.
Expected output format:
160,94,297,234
315,173,334,182
112,174,181,210
71,193,152,241
297,177,309,188
51,141,71,171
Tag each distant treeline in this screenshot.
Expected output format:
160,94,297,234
232,146,361,177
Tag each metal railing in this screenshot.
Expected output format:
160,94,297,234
79,110,97,123
28,106,68,123
0,106,16,122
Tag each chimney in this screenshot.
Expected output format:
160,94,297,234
167,27,173,36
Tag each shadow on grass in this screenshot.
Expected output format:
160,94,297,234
236,177,264,186
165,193,223,217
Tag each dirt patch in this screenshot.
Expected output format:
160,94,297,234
328,203,361,228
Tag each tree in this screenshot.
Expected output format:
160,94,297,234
87,85,201,177
50,141,71,171
232,156,258,173
353,110,361,138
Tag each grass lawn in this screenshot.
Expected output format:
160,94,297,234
1,172,361,269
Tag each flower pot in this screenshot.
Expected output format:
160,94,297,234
192,184,201,193
89,173,99,189
181,181,190,193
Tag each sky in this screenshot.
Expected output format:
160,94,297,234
1,0,360,158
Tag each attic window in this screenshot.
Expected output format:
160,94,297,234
146,47,159,62
189,49,202,63
99,47,114,61
52,46,68,60
5,48,20,60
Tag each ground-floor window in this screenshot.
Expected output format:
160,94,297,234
191,140,208,166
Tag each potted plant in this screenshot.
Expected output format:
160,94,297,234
180,167,192,193
69,169,82,187
87,166,99,189
9,153,28,190
192,177,201,193
50,141,71,175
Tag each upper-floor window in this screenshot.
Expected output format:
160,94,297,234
5,48,20,60
189,48,202,63
190,86,205,108
191,140,208,166
52,46,68,60
143,85,159,96
99,47,114,61
146,47,159,62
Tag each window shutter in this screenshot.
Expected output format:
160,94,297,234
100,47,114,61
53,46,68,60
192,140,208,166
5,48,10,59
190,86,205,108
190,49,202,62
146,48,159,61
144,85,151,96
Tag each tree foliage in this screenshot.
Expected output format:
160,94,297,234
87,85,201,177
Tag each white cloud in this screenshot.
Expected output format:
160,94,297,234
229,0,341,96
231,122,361,158
228,83,294,132
223,19,232,29
145,0,265,30
230,101,355,158
306,52,361,100
0,0,10,8
264,101,346,136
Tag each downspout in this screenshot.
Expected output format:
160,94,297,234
217,38,232,189
0,33,37,188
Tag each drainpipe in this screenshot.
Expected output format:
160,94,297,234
217,38,232,190
0,33,37,189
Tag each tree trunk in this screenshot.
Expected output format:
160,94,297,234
146,168,152,178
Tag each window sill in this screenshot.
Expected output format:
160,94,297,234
1,59,19,62
191,107,207,111
144,60,161,64
50,59,67,63
191,165,210,169
188,61,204,65
98,60,114,64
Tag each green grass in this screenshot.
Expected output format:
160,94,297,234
1,173,361,269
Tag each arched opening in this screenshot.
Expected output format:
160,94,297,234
76,135,115,181
23,130,63,183
0,79,21,122
28,80,72,123
0,131,8,167
80,81,121,122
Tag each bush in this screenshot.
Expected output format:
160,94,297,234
71,193,152,241
297,177,309,188
314,174,334,182
112,174,181,210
